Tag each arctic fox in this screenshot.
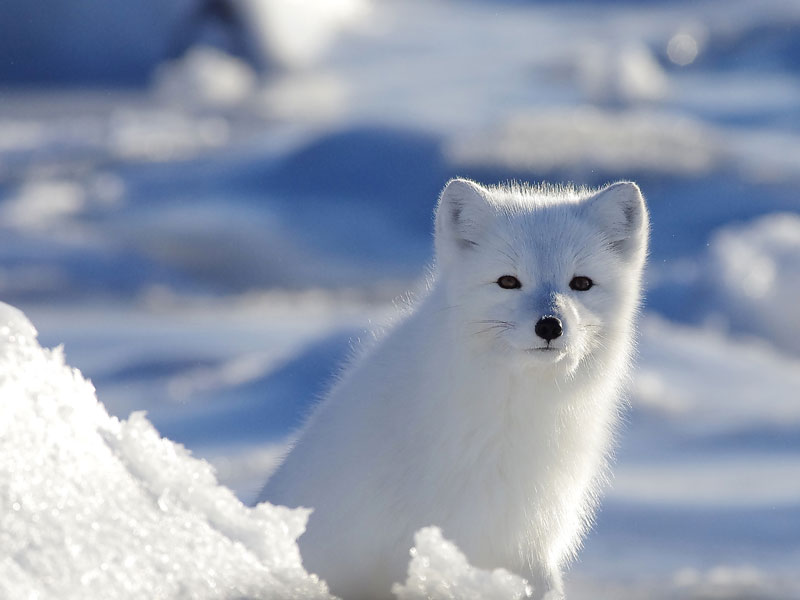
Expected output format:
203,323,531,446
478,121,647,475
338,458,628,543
259,179,649,599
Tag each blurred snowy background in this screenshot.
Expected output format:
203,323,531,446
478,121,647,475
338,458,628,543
1,0,799,597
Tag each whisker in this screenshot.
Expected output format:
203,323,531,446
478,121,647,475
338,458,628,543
472,324,513,336
434,304,462,315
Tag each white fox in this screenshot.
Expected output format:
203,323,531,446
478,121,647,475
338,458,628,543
259,179,649,599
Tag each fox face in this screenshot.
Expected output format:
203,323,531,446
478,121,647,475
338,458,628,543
435,179,649,375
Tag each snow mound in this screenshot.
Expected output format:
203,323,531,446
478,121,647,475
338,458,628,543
672,565,786,600
576,42,669,105
446,108,719,176
631,316,800,432
1,178,86,230
704,212,800,355
0,302,333,599
392,527,533,600
154,45,258,107
241,0,369,70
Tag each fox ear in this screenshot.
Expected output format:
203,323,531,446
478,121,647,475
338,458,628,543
435,179,494,262
583,181,649,258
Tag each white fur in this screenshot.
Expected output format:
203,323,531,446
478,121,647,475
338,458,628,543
258,179,649,599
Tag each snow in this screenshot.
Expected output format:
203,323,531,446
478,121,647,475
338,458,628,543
0,302,333,600
154,46,258,107
0,179,86,230
632,316,800,431
612,455,800,507
393,528,533,600
650,212,800,357
446,107,719,176
569,564,797,600
3,0,800,597
239,0,370,70
703,213,800,355
576,42,669,104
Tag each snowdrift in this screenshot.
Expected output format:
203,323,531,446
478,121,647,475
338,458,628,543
703,212,800,355
0,302,531,599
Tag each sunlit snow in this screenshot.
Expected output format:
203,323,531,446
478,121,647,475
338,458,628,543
0,302,332,600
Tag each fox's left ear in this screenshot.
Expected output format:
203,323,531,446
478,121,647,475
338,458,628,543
583,181,649,258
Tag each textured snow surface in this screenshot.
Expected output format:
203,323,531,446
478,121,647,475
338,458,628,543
0,301,333,600
393,527,533,600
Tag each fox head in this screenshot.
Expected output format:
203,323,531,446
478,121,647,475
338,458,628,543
434,178,649,375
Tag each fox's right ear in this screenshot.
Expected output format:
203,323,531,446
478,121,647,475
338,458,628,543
583,181,649,260
435,178,494,264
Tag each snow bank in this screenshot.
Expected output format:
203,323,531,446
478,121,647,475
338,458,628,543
154,46,258,107
446,108,719,176
702,213,800,355
648,212,800,356
0,301,333,599
570,564,793,600
576,42,669,105
0,302,536,600
631,315,800,432
240,0,369,70
672,565,788,600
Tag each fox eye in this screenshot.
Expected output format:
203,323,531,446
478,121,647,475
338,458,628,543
497,275,522,289
569,276,593,291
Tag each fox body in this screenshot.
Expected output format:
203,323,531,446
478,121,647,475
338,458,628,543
259,179,649,599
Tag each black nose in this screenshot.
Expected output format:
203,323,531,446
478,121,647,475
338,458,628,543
535,316,563,341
